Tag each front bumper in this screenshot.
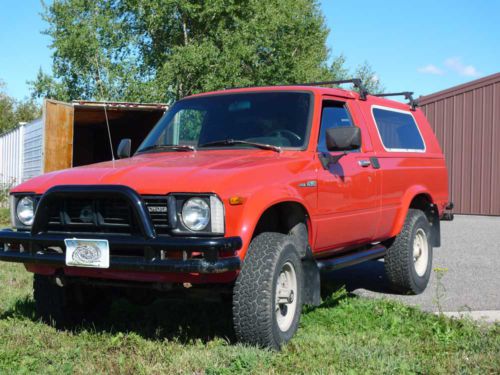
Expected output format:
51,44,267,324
0,230,242,274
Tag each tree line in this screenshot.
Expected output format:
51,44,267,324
2,0,383,133
30,0,383,103
0,81,41,134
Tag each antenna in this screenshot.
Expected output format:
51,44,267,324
102,100,114,161
94,57,115,161
92,6,115,161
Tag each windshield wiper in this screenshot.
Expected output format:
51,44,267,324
198,139,281,153
138,144,196,153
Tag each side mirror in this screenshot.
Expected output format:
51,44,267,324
325,126,361,152
319,127,362,168
117,138,132,159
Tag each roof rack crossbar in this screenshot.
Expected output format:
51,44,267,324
373,91,419,110
291,78,368,100
224,78,369,100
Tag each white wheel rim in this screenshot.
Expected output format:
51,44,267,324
413,228,429,277
275,261,298,332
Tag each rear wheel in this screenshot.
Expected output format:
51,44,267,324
385,209,433,294
232,232,303,349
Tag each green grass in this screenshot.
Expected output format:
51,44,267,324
0,208,9,227
0,263,498,374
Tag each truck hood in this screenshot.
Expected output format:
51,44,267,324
13,150,309,196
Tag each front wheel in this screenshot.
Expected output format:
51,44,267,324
232,232,303,349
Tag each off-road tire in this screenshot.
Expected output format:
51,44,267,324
233,232,303,350
34,274,112,328
385,209,433,294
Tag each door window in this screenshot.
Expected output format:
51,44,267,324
317,101,356,153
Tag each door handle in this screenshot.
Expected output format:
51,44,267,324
358,160,371,168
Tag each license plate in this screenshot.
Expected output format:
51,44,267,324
64,238,110,269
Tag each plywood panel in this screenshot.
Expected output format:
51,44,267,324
43,99,74,173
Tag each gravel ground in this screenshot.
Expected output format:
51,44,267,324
322,215,500,313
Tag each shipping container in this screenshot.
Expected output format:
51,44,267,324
41,99,168,173
0,99,167,190
419,72,500,216
22,118,43,181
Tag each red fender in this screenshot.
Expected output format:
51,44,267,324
388,185,433,238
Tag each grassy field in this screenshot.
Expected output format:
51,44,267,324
0,208,498,373
0,264,497,374
0,208,9,227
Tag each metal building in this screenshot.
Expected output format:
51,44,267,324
22,118,44,181
419,72,500,215
1,123,24,188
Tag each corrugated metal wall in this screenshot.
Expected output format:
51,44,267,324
420,73,500,215
23,119,43,181
0,125,24,188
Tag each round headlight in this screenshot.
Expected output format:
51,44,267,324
181,198,210,231
16,196,35,226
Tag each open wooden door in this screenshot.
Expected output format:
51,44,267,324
42,99,75,173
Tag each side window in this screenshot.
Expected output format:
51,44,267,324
317,101,355,153
372,107,425,151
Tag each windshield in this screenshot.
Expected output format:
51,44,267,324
136,92,312,153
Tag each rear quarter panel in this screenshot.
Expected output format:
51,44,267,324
356,98,449,240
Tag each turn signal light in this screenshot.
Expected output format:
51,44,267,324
229,196,245,205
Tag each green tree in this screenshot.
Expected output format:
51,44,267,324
353,60,384,94
31,0,382,103
0,82,16,132
0,81,41,134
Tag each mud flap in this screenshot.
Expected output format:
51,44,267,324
302,246,321,306
430,208,441,247
288,223,321,306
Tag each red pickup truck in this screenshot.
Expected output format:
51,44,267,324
0,79,452,349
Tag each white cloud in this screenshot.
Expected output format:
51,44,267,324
444,57,480,77
417,64,444,75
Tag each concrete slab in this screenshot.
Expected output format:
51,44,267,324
321,215,500,313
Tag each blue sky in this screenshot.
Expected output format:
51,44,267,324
0,0,499,100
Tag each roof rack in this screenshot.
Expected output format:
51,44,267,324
224,78,369,100
290,78,368,100
373,91,419,111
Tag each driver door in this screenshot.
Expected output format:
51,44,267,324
315,99,381,253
